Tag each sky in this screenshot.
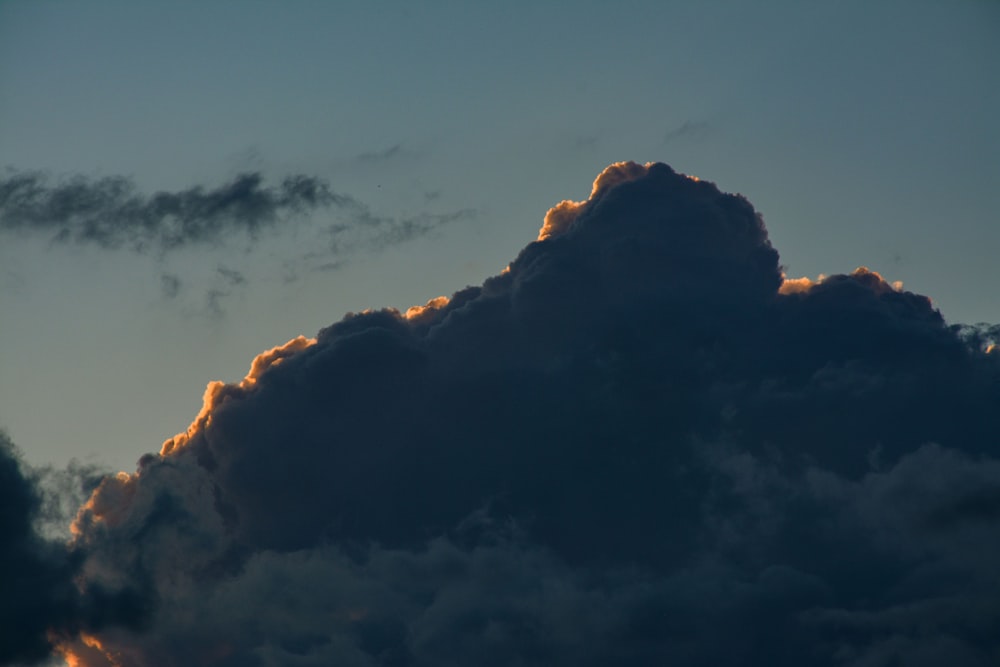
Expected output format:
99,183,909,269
0,2,999,666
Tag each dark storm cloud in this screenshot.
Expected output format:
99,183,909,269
0,432,146,666
0,431,76,665
0,170,342,253
42,163,1000,666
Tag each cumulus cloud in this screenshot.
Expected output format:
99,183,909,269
15,162,1000,666
0,170,340,254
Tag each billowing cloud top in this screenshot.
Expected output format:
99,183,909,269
537,160,653,240
6,162,1000,666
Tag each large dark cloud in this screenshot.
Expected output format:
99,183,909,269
0,432,75,665
27,163,1000,665
0,433,146,665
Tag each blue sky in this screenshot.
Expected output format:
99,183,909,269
1,0,998,473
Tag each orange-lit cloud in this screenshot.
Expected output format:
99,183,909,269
537,161,652,241
403,295,450,323
779,267,904,295
70,472,137,538
53,633,120,667
536,161,706,242
160,335,315,456
777,274,824,295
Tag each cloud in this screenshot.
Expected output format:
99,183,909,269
196,266,251,318
22,163,1000,665
0,170,341,254
0,431,78,665
215,266,247,287
662,120,711,144
159,273,182,299
324,202,476,255
0,432,145,666
159,267,249,316
536,160,653,240
0,168,474,306
353,143,421,165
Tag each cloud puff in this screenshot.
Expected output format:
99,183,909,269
31,163,1000,666
0,171,340,254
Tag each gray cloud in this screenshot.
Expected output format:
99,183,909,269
663,120,711,144
200,266,250,318
0,170,342,254
17,163,1000,666
353,143,421,165
325,205,477,255
159,268,250,317
216,265,246,287
159,273,182,299
0,168,474,308
276,202,475,282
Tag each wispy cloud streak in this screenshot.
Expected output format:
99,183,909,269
326,204,477,254
0,169,475,267
0,170,340,253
